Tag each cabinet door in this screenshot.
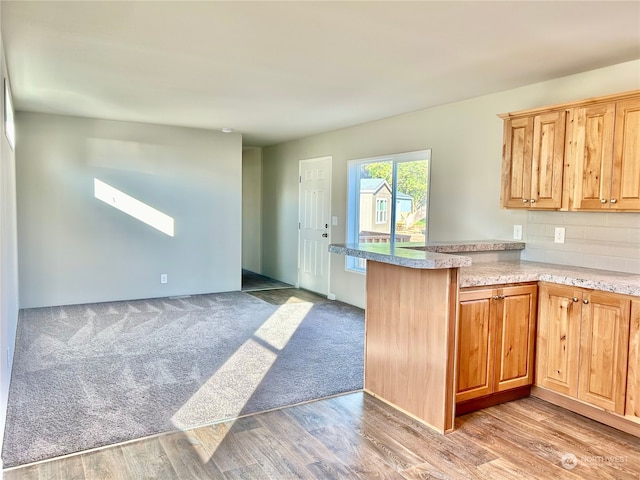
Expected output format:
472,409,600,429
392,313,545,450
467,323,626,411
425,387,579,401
570,103,616,210
578,292,630,414
611,97,640,210
494,285,538,392
531,111,565,209
536,284,581,397
626,300,640,418
456,288,495,402
501,117,533,208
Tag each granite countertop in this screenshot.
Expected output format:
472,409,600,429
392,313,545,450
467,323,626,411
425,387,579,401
460,260,640,297
328,243,472,269
328,240,524,270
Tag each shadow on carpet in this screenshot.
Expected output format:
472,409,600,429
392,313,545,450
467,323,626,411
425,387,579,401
2,290,364,467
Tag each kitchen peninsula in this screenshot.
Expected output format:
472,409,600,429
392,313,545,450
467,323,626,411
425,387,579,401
329,240,640,437
329,240,524,433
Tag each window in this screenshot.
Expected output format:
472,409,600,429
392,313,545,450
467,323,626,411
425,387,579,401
346,149,431,272
375,198,388,224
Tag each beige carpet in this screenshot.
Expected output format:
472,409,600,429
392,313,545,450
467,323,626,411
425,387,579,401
2,290,364,467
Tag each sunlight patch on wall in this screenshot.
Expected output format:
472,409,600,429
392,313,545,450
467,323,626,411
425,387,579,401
94,178,175,237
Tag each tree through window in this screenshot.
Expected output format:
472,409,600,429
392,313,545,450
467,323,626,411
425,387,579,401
346,150,431,272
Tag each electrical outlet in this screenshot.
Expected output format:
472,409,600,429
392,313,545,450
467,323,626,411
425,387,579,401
160,274,168,284
554,227,565,244
513,224,523,240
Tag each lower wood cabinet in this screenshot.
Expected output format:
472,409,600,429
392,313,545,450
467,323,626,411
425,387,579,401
456,284,537,403
536,283,631,414
626,300,640,418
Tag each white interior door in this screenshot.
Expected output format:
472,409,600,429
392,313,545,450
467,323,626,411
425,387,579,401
298,156,331,295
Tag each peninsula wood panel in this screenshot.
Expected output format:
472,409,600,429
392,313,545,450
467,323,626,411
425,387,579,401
535,283,582,397
364,261,457,433
578,291,630,414
530,111,565,209
626,300,640,418
611,96,640,210
456,288,494,402
495,285,537,392
500,116,533,208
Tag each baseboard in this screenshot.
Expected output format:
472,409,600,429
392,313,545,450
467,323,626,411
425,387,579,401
364,389,451,434
531,386,640,437
456,386,531,416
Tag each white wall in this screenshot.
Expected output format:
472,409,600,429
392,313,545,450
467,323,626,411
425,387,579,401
262,60,640,309
0,14,19,470
242,148,262,273
17,113,242,308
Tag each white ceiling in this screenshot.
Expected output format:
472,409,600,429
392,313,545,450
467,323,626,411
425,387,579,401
2,1,639,147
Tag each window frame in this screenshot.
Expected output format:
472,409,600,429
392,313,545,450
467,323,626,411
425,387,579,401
346,149,432,273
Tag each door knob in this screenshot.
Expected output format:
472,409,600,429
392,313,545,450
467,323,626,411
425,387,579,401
522,199,528,203
530,199,536,203
600,199,607,204
572,297,579,302
583,299,589,304
322,233,328,238
611,198,617,204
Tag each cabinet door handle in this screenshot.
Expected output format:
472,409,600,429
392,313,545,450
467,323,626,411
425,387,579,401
530,199,536,204
499,294,505,299
583,299,589,304
611,198,617,204
572,297,579,302
493,295,499,300
600,198,607,204
522,199,528,203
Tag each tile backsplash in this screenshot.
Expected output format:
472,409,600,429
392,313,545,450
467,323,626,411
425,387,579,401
522,211,640,274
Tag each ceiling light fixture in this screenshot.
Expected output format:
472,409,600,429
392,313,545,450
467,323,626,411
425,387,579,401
221,127,233,133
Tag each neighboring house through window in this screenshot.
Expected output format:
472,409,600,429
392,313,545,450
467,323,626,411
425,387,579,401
346,149,431,272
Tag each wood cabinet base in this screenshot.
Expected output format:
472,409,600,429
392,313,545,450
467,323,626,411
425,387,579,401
456,386,531,416
531,386,640,437
365,261,458,434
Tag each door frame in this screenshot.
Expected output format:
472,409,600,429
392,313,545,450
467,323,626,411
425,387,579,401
297,156,332,296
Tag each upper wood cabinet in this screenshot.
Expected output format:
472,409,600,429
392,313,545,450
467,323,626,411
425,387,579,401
570,96,640,210
500,111,565,209
612,97,640,210
500,90,640,212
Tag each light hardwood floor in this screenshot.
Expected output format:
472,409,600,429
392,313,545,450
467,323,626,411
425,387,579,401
4,392,639,479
